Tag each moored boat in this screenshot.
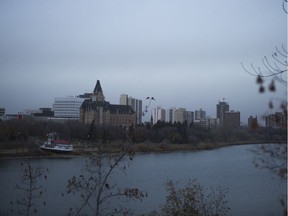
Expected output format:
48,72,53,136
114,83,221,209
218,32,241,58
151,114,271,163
40,132,73,153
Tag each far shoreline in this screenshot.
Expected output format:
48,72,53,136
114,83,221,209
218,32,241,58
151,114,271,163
0,141,286,160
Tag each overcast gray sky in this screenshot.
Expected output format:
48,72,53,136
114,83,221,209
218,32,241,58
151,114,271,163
0,0,287,124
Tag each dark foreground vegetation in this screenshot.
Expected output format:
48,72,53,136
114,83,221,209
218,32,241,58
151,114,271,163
0,118,286,156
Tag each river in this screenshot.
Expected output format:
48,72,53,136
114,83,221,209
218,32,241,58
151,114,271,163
0,144,286,215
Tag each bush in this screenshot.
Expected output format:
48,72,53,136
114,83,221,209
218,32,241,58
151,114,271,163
160,180,230,216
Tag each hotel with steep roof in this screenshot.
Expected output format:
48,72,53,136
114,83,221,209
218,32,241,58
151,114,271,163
80,80,136,127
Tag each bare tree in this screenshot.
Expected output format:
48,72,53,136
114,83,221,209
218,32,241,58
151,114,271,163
10,160,48,216
241,44,287,115
283,0,288,13
241,0,287,173
65,97,154,216
241,45,287,93
253,144,287,180
241,0,287,113
242,1,287,214
66,147,147,215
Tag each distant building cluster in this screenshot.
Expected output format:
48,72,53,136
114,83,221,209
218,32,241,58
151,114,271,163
265,112,287,129
0,80,141,127
152,107,194,126
1,79,287,130
151,101,240,129
119,94,142,124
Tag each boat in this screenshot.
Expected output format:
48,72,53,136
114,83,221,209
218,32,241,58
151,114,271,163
40,132,73,153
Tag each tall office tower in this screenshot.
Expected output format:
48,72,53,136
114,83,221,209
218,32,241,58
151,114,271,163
120,94,128,105
223,110,240,128
152,106,166,124
166,108,176,123
53,96,85,119
195,108,206,120
184,110,194,126
128,97,142,124
120,94,143,124
216,101,229,126
174,108,186,123
166,108,193,125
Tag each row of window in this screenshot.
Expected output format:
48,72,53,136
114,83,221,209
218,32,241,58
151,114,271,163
54,108,80,111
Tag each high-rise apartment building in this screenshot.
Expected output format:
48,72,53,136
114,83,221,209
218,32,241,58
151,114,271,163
184,110,194,126
166,108,175,123
166,108,193,125
120,94,128,105
223,110,240,128
152,106,166,124
53,96,85,119
195,108,206,120
248,116,258,130
120,94,143,124
216,101,229,126
266,112,287,129
174,108,186,123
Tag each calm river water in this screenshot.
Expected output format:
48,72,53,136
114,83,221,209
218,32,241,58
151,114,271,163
0,144,286,215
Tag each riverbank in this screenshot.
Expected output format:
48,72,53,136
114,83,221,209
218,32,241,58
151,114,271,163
0,140,286,159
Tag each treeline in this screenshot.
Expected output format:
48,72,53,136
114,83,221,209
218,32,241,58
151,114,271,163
0,118,286,148
131,121,287,145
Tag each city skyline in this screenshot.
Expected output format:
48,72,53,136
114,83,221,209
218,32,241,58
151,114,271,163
0,0,286,125
0,78,283,125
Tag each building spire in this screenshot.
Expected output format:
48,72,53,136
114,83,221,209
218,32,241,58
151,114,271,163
94,80,103,93
92,80,105,102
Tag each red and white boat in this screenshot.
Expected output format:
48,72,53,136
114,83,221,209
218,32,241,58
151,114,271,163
40,132,73,153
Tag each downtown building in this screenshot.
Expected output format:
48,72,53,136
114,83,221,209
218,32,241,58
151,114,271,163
216,100,229,126
80,80,136,127
195,108,206,121
194,108,207,127
216,100,241,128
193,108,219,128
265,112,287,129
152,106,166,124
223,110,240,128
120,94,143,124
165,107,194,126
174,108,193,125
53,96,85,119
248,115,258,130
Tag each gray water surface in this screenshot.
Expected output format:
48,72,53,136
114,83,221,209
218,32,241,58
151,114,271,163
0,144,286,215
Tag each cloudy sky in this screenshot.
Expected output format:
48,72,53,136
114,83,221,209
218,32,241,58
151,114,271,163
0,0,286,124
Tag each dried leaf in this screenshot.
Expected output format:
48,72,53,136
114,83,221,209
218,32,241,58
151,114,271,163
256,75,263,84
268,80,276,92
259,85,265,93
